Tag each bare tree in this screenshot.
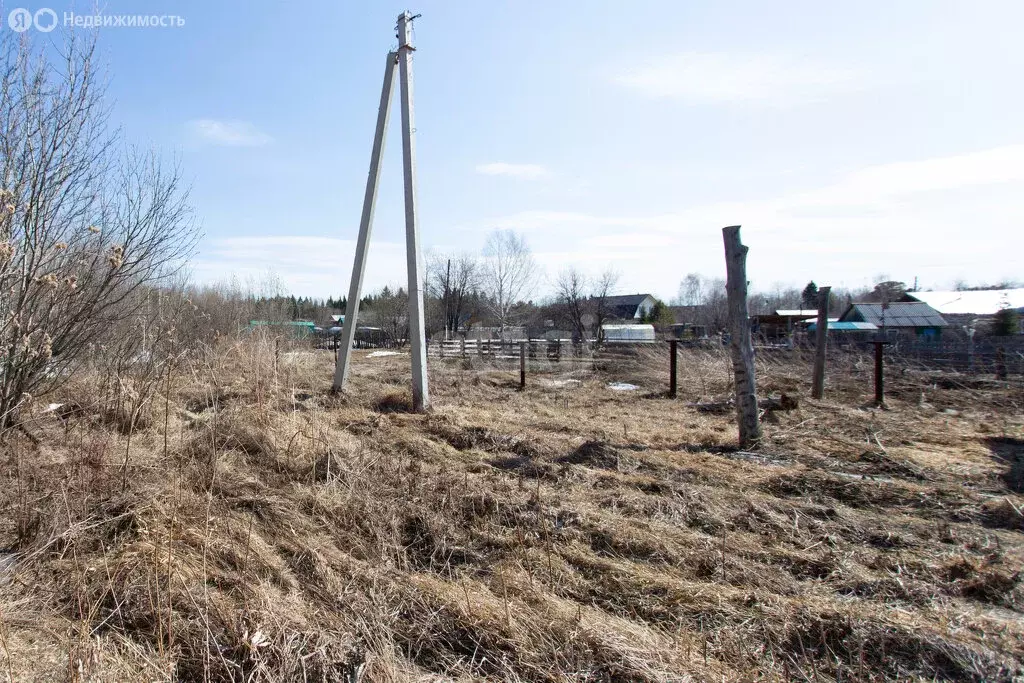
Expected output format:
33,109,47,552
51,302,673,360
868,280,907,304
364,286,408,345
591,268,620,336
676,273,705,306
0,35,197,429
556,267,588,341
481,229,538,335
673,274,729,333
557,267,620,341
427,252,479,338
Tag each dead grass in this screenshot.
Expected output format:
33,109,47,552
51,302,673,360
0,341,1021,681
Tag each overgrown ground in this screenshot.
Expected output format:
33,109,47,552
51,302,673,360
1,338,1022,681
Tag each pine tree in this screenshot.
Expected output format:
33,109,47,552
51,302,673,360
992,307,1020,336
643,299,675,328
801,282,818,309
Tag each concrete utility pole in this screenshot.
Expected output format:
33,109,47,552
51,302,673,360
722,226,761,449
332,51,397,392
397,10,429,411
332,12,430,412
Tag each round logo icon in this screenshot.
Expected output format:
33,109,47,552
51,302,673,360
8,8,32,32
34,8,58,32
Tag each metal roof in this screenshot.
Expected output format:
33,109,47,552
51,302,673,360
807,321,878,331
908,289,1024,315
841,302,947,328
602,294,654,306
601,324,655,331
775,309,819,318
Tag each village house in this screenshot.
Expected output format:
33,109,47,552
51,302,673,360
602,294,657,322
838,302,948,339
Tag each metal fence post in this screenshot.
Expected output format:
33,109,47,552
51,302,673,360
669,339,678,398
519,341,526,390
873,340,886,406
811,286,831,399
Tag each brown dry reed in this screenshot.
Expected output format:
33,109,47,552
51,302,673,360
0,336,1021,681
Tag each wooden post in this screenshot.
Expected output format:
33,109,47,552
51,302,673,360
722,226,762,449
669,339,678,398
811,286,831,399
519,341,527,390
460,337,466,358
873,340,886,406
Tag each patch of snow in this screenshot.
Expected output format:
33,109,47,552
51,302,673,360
0,552,17,584
606,382,639,392
367,351,402,358
43,403,63,414
542,379,582,388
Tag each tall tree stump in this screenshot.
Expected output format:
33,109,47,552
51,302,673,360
722,226,762,449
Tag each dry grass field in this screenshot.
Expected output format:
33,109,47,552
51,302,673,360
0,338,1021,681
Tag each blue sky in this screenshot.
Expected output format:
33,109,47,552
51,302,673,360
10,0,1024,299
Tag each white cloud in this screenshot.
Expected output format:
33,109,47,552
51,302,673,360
187,146,1024,299
585,233,677,249
482,210,636,233
795,144,1024,206
190,236,408,296
473,144,1024,297
475,162,551,179
612,52,864,105
188,119,273,147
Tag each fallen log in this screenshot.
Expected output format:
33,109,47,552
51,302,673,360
689,393,798,415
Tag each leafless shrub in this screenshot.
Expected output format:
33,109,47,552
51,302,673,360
0,34,196,431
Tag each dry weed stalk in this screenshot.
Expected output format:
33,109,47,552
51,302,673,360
0,337,1018,680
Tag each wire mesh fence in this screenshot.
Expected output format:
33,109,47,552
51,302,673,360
419,336,1024,398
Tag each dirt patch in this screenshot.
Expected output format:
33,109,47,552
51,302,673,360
374,391,414,413
558,440,636,472
987,436,1024,493
428,422,542,459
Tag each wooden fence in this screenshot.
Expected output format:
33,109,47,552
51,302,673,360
425,338,655,362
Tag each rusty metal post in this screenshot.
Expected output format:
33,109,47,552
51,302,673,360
873,340,885,406
811,286,831,399
519,341,526,390
669,339,678,398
